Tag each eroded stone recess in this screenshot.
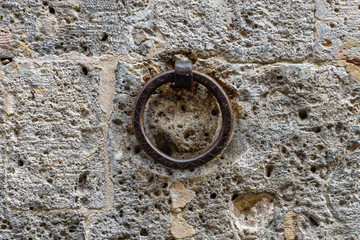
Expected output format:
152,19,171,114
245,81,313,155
145,83,221,159
1,61,105,210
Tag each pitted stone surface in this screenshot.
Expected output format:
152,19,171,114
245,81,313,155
104,59,360,239
89,167,171,239
1,0,360,239
1,0,314,63
328,158,360,230
315,0,360,60
1,60,106,210
0,211,85,239
145,83,221,159
155,0,314,63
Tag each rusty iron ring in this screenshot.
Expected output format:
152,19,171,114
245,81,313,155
133,69,234,169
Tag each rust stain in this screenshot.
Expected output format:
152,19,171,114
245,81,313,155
335,41,360,60
232,102,243,118
201,67,239,99
345,56,360,66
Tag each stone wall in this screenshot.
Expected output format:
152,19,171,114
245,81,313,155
0,0,359,239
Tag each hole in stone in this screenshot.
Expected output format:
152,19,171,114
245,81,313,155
189,168,195,172
18,159,24,166
316,144,325,151
81,44,88,53
154,189,162,196
78,171,89,186
335,122,343,134
309,216,319,227
49,6,55,14
112,119,123,125
210,193,217,199
321,39,333,47
330,23,335,28
134,145,141,154
144,82,222,159
310,166,316,173
184,129,195,140
154,133,174,156
211,109,219,116
240,31,247,37
265,165,274,177
101,33,108,41
313,127,322,133
232,193,239,201
140,228,149,236
334,8,339,13
42,1,48,6
346,141,360,151
82,66,88,75
1,58,13,65
299,109,308,120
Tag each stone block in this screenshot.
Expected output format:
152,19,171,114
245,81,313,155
1,60,106,210
102,59,360,238
1,0,313,63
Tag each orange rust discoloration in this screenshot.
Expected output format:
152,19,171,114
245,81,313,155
335,42,360,84
345,56,360,66
335,41,360,60
200,68,239,99
232,102,243,118
126,124,134,135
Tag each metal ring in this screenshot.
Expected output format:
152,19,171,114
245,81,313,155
133,69,234,169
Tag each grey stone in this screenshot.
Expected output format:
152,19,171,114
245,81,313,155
1,0,360,239
1,0,314,63
1,60,106,210
154,0,314,63
0,211,85,239
314,0,360,60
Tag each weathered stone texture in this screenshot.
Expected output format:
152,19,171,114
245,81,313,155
1,0,314,63
1,0,360,239
0,211,85,239
155,0,314,63
1,60,106,210
315,0,360,60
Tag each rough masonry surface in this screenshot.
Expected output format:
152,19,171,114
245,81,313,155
0,0,359,239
